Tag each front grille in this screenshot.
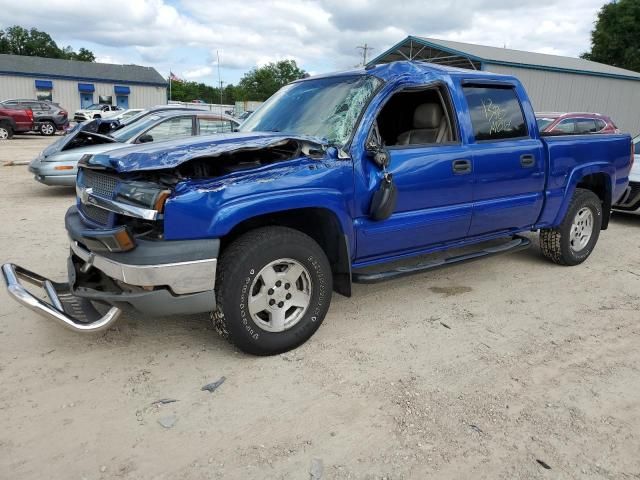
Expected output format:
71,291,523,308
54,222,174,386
82,169,118,197
80,204,111,225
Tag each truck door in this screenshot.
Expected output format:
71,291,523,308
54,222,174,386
461,84,545,236
354,85,474,261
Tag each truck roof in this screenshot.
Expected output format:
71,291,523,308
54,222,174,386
301,60,519,85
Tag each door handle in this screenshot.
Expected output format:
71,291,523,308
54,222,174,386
520,154,536,168
452,159,472,175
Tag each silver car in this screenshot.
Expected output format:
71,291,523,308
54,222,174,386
29,111,240,186
613,134,640,215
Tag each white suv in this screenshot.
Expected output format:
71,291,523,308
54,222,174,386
73,104,122,122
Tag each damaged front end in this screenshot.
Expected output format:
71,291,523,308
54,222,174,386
3,133,329,332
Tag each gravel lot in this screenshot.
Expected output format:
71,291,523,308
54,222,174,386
1,135,639,479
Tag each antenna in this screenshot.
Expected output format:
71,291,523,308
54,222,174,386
356,44,374,66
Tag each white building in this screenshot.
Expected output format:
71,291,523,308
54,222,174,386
369,36,640,134
0,54,167,112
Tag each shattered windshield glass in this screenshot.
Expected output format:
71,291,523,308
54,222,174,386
240,75,382,146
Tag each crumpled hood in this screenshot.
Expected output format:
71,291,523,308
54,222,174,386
42,120,116,157
84,132,328,173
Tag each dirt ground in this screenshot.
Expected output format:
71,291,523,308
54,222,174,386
1,135,639,480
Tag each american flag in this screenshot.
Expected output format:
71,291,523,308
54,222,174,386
169,71,182,82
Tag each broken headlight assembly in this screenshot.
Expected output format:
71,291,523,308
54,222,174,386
115,182,171,213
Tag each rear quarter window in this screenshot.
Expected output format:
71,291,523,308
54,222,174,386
463,86,528,141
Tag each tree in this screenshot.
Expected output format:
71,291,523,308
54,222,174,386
0,25,95,62
581,0,640,72
237,60,307,101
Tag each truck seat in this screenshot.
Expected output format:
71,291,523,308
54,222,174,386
396,103,448,145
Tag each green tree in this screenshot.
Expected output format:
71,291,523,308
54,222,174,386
0,25,95,62
237,60,307,101
582,0,640,72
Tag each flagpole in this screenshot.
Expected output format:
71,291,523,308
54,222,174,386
169,70,172,102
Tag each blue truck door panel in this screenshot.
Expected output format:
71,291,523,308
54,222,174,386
355,144,473,260
468,138,545,235
459,84,545,236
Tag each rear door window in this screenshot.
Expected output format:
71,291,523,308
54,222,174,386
199,118,235,135
462,86,528,141
554,119,575,133
140,116,194,143
575,119,598,134
594,119,607,131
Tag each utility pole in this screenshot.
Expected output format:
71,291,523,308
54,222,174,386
217,50,224,114
356,44,374,66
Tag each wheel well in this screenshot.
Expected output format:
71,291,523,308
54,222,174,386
577,173,612,229
222,208,352,297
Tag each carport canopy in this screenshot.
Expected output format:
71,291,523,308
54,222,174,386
368,37,481,70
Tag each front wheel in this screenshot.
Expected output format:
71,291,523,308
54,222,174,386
540,188,602,266
211,226,333,355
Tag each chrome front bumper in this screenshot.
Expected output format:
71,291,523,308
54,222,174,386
2,240,219,333
2,263,121,333
70,241,217,295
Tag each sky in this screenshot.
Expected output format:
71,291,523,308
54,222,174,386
0,0,608,86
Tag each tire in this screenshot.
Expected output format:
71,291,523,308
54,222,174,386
540,188,602,266
211,226,333,355
39,121,56,136
93,114,101,119
0,124,13,140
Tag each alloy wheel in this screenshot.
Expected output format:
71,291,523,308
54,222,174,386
248,258,313,332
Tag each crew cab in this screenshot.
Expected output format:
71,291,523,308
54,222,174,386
2,62,632,355
0,105,34,139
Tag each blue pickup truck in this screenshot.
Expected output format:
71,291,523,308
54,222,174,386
2,61,633,355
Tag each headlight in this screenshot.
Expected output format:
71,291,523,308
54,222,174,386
115,182,171,212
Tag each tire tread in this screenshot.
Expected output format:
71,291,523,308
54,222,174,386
539,188,602,266
211,226,330,354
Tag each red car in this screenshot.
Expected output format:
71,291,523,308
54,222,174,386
536,112,620,135
0,106,34,139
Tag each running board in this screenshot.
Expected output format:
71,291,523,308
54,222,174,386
352,236,531,284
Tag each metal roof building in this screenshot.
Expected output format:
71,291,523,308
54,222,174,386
369,36,640,134
0,54,167,111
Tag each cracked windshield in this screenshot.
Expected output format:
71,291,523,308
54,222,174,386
240,75,382,146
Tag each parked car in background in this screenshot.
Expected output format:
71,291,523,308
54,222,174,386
0,105,34,139
109,108,144,122
613,134,640,215
237,110,254,121
80,105,217,135
73,104,122,122
0,99,69,135
29,110,240,185
536,112,620,135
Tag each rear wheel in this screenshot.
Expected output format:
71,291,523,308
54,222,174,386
211,226,333,355
540,188,602,266
0,124,13,140
39,121,56,136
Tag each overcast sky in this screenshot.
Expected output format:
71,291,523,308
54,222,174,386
0,0,607,85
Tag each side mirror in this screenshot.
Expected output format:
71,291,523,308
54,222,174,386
366,124,390,169
138,134,153,143
366,142,390,169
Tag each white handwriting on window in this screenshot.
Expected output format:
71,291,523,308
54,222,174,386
481,98,511,135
